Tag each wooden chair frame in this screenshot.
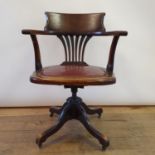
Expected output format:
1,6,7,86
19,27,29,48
22,12,127,150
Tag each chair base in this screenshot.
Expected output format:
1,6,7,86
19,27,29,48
36,87,109,150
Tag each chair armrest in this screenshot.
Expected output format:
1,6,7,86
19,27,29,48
92,30,128,37
22,30,43,71
106,31,128,75
22,29,53,35
22,29,127,73
22,29,128,36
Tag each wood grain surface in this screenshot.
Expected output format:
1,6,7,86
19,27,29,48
0,107,155,155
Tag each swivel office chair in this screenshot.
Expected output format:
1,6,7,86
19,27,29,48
22,12,127,150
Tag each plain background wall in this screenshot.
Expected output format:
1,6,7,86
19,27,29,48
0,0,155,107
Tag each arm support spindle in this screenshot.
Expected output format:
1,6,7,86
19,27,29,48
106,35,120,75
30,35,42,71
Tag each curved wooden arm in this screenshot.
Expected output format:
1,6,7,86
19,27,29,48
22,29,52,35
106,36,120,75
22,29,127,73
30,35,42,71
22,29,127,36
96,31,128,36
106,31,128,75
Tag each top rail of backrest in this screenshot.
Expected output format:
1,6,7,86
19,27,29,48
44,12,106,33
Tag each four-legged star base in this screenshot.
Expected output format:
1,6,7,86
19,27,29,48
36,87,109,150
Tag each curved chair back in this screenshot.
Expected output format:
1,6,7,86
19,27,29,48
22,12,127,72
45,12,106,33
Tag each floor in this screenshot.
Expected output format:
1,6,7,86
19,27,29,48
0,106,155,155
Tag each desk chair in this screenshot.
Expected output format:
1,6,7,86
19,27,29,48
22,12,127,150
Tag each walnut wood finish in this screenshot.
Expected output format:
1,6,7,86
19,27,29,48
30,65,116,86
57,35,92,63
22,12,128,151
22,29,127,75
22,29,127,36
36,87,109,150
30,35,42,71
50,102,103,118
44,12,106,33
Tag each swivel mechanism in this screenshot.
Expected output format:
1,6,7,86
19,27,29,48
36,87,109,150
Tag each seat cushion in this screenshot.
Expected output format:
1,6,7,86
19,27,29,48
30,65,116,86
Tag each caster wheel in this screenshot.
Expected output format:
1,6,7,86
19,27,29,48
101,140,110,151
98,109,103,118
49,112,54,117
36,137,42,148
